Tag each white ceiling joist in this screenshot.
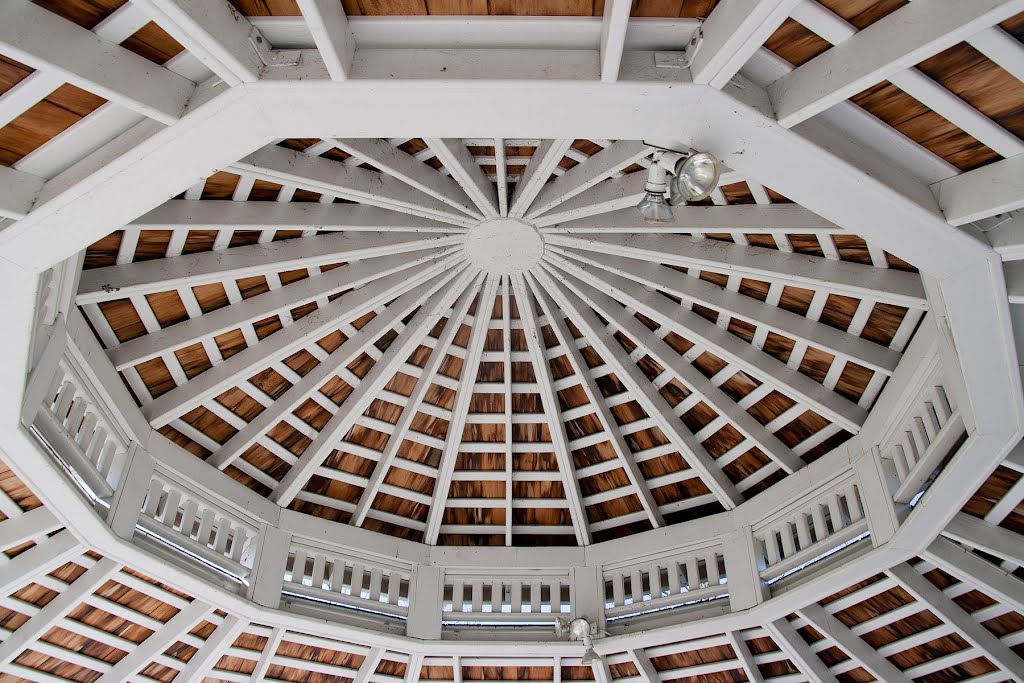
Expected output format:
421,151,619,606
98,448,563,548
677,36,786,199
599,0,632,83
924,537,1024,614
727,633,766,683
272,267,477,506
133,0,263,86
931,153,1024,226
127,199,459,233
769,0,1024,128
206,265,466,471
544,255,867,433
0,71,63,131
554,248,902,375
143,257,460,427
941,512,1024,568
0,1,194,125
350,275,483,528
424,139,499,219
177,615,247,682
77,231,462,303
528,278,665,528
509,139,573,219
766,617,840,683
424,275,501,544
106,249,453,371
513,274,591,545
0,166,45,220
295,0,354,81
533,266,744,510
527,141,651,219
234,145,476,227
690,0,803,88
797,604,912,683
540,204,841,234
95,601,211,682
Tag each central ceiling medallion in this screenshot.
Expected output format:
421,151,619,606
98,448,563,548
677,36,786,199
464,217,545,275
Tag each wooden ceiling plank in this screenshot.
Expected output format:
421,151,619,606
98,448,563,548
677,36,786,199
513,273,591,545
545,262,805,476
533,264,744,510
425,138,500,218
0,165,45,220
349,276,479,527
271,265,475,505
599,0,631,83
234,145,476,227
424,274,500,545
144,255,461,428
545,253,868,433
133,0,263,86
554,247,900,375
129,199,460,232
177,615,247,683
0,557,119,668
540,204,841,234
924,537,1024,614
766,617,840,683
209,264,466,474
798,603,912,683
690,0,803,88
727,632,766,683
0,2,193,125
107,247,458,370
527,141,651,219
528,276,665,527
78,231,462,304
888,563,1024,682
296,0,355,81
532,172,647,228
545,233,927,309
333,138,483,219
95,600,211,683
773,0,1024,130
509,139,574,219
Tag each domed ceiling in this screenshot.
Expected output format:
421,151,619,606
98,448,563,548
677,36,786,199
78,137,924,546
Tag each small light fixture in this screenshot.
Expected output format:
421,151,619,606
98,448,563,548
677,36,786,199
636,146,723,222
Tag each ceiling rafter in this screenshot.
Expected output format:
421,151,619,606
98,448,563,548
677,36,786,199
295,0,354,81
424,138,499,219
509,139,573,219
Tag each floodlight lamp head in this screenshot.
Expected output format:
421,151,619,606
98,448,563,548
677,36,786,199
669,151,722,204
636,151,673,223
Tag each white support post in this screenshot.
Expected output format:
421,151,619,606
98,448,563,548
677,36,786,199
599,0,631,83
177,614,247,683
245,524,291,609
766,618,840,683
0,166,45,220
0,557,119,667
407,565,443,640
690,0,803,88
889,563,1024,681
106,443,154,540
571,565,606,629
722,527,767,611
296,0,354,81
852,446,900,546
0,1,193,125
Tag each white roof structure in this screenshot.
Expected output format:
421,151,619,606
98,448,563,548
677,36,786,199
0,0,1023,681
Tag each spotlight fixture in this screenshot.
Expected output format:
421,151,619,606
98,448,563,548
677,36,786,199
635,146,723,222
555,616,602,665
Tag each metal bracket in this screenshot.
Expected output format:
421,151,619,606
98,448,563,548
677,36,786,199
654,27,704,69
248,28,301,68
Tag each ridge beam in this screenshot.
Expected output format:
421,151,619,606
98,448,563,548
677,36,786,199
0,1,193,125
528,277,665,527
513,274,591,545
425,138,500,218
424,275,501,545
271,267,476,505
296,0,354,81
768,0,1024,128
534,264,744,509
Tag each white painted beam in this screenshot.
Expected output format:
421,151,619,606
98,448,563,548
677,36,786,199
599,0,632,83
0,1,193,125
528,141,650,218
0,531,81,596
96,601,210,682
0,506,62,550
942,513,1024,567
770,0,1024,128
988,213,1024,261
532,173,647,228
133,0,263,85
514,274,592,545
296,0,354,81
271,267,476,506
540,204,841,234
924,537,1024,614
509,139,573,219
424,275,500,544
425,138,499,218
797,604,912,683
177,615,247,682
690,0,802,88
727,633,765,683
0,166,45,220
766,618,839,683
0,71,62,130
931,153,1024,226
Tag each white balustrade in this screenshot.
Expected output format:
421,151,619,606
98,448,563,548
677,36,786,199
33,359,129,500
284,544,412,619
442,571,571,625
602,547,728,621
137,475,257,580
754,480,867,582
